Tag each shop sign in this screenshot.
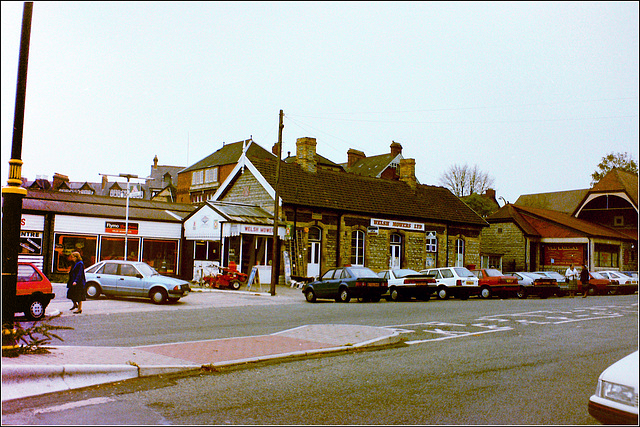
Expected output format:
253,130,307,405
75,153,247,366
241,224,273,236
19,231,43,255
105,221,138,235
370,218,425,231
543,244,583,266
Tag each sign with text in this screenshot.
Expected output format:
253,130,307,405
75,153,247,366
371,218,425,232
543,244,584,266
105,221,138,235
241,224,273,236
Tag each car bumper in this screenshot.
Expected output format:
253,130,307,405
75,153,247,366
527,285,559,295
489,285,519,293
169,285,191,296
588,397,638,425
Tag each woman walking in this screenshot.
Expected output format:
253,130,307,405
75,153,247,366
580,264,590,298
565,263,579,298
67,251,86,314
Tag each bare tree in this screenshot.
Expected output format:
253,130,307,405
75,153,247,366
439,163,495,197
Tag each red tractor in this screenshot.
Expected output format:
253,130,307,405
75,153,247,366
202,262,248,290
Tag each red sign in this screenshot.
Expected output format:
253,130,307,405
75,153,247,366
543,244,584,265
105,221,138,235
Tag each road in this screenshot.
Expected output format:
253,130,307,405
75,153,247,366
2,286,638,425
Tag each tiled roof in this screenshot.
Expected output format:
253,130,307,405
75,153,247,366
180,140,274,173
515,189,589,214
248,157,487,227
487,204,633,240
284,153,342,170
589,168,638,206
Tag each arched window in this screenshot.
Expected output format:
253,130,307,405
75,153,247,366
351,230,365,266
390,233,402,269
455,238,465,267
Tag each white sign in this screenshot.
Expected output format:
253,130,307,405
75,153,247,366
241,224,274,235
370,218,425,231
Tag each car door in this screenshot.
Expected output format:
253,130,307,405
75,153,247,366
96,262,121,295
117,263,145,296
315,269,336,298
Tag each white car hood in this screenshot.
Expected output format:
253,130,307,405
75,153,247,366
599,350,639,388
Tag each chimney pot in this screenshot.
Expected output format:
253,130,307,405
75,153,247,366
390,141,403,157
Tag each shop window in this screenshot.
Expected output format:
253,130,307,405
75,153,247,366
351,230,365,266
595,244,619,268
194,240,219,261
53,234,98,274
143,239,179,274
100,236,140,262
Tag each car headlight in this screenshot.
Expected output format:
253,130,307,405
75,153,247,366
598,380,638,407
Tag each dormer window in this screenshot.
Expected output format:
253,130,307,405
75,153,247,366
614,216,624,226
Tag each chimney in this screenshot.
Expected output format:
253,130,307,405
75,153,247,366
398,158,417,189
390,141,403,157
296,137,317,173
102,175,108,190
52,173,69,190
153,155,158,170
485,188,496,200
347,149,366,167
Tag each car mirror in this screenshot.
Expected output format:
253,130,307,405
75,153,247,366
136,273,143,279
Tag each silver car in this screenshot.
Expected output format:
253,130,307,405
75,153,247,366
85,260,191,304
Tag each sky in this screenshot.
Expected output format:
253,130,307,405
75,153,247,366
2,1,638,205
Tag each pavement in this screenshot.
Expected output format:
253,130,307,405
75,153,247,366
1,283,401,402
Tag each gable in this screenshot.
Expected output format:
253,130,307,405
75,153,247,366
183,205,225,240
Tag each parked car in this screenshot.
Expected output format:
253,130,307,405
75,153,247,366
597,271,638,295
84,260,191,304
378,269,437,301
16,262,55,320
588,350,638,425
508,272,558,299
533,271,566,294
419,267,479,300
581,271,616,296
302,266,387,303
622,271,638,280
470,268,519,299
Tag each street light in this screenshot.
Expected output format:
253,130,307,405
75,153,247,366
100,173,147,260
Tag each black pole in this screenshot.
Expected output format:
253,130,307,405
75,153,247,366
2,2,33,338
270,110,284,296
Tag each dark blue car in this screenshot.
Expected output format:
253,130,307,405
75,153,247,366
302,266,387,303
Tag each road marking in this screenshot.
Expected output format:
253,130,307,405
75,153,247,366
32,397,115,414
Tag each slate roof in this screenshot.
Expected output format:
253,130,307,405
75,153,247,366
19,190,195,222
180,139,275,173
515,189,589,214
283,152,343,171
245,157,487,227
343,153,399,178
487,204,633,241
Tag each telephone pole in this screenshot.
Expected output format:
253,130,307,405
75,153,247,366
270,110,284,296
2,2,33,338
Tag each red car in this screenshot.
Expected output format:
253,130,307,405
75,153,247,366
16,262,55,320
471,268,519,299
578,272,614,296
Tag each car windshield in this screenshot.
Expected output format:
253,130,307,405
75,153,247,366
536,271,564,279
394,269,419,278
453,267,475,278
521,272,543,279
348,267,378,278
136,263,158,277
591,272,606,279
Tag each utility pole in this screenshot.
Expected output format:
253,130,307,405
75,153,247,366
270,110,284,296
2,2,33,340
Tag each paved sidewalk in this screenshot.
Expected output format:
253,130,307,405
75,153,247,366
2,283,401,402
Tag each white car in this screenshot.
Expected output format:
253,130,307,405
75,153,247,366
597,270,638,295
419,267,479,300
588,350,638,425
509,272,559,299
378,269,437,301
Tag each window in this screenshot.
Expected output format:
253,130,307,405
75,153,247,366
351,230,365,266
100,236,140,262
143,239,179,274
120,264,139,277
595,244,619,268
426,232,437,252
53,234,98,274
390,233,402,269
614,216,624,226
441,268,453,279
204,167,218,183
191,170,204,185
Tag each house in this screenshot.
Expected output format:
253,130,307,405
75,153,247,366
176,139,274,204
342,140,406,180
191,137,488,281
482,169,638,272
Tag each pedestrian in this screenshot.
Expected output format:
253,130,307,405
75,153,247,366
580,264,590,298
565,263,579,298
67,251,86,314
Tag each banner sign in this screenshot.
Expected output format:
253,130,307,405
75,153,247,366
105,221,138,235
370,218,425,232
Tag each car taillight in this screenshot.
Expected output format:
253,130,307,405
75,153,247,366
456,279,462,286
355,281,365,287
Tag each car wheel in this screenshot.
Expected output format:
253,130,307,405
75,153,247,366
517,286,527,299
26,298,46,321
480,286,492,299
337,287,351,303
437,286,449,300
86,282,102,299
230,280,242,290
150,288,168,304
389,287,399,302
305,289,316,303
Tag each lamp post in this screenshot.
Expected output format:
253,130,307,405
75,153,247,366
100,173,146,260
